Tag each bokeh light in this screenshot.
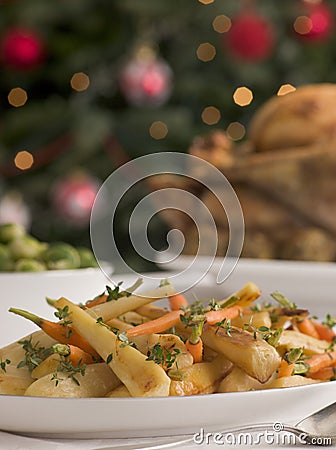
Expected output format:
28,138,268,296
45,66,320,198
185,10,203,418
226,122,246,141
212,15,232,33
8,87,28,107
233,87,253,106
196,43,216,62
277,84,296,96
149,121,168,139
201,106,221,125
294,16,313,35
70,72,90,91
14,151,34,170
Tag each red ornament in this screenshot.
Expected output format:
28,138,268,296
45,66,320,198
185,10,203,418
295,2,333,42
226,12,275,62
1,28,45,70
51,174,100,227
119,46,173,107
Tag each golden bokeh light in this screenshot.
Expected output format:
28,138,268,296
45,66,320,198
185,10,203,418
277,84,296,96
149,121,168,140
8,88,28,107
226,122,246,141
196,43,216,62
293,16,312,35
201,106,221,125
70,72,90,91
233,87,253,106
14,151,34,170
212,15,232,33
198,0,214,4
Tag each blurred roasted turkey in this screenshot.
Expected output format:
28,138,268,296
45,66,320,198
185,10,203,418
154,84,336,262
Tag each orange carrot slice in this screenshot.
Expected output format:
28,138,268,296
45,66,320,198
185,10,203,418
296,318,320,339
312,320,336,342
169,294,188,311
126,310,184,338
305,351,336,374
205,306,243,325
277,359,294,378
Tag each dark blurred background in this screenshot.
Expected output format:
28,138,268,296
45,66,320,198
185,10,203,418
0,0,335,268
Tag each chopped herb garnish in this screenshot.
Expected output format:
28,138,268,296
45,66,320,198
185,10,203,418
208,299,221,311
106,353,113,364
271,291,297,310
146,343,180,369
54,306,73,338
284,347,304,364
215,318,232,336
106,283,123,301
17,338,52,371
250,303,262,312
293,361,309,375
0,357,10,373
323,314,336,330
220,295,240,309
96,317,111,330
51,356,86,386
257,326,283,347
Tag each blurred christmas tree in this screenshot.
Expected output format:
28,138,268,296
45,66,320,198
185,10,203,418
0,0,335,268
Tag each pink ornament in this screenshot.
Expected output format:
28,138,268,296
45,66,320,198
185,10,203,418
1,28,45,70
226,13,275,62
52,174,100,227
119,48,173,107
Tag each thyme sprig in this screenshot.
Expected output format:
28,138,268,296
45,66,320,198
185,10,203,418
54,305,73,338
146,343,180,369
215,318,232,336
51,356,86,386
17,337,53,371
323,314,336,330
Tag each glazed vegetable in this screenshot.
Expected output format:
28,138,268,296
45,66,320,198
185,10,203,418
202,323,281,383
42,243,81,270
52,297,171,397
9,307,100,359
168,294,188,311
169,355,232,396
0,223,98,271
9,236,46,261
0,223,25,244
0,244,14,271
1,279,335,399
25,363,121,398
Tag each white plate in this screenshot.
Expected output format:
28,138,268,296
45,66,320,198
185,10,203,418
0,262,113,347
0,266,335,438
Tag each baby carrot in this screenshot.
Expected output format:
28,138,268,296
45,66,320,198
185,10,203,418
305,351,336,374
296,318,320,339
169,294,188,311
185,339,203,363
84,294,108,309
312,320,336,342
9,307,100,359
52,343,96,365
205,305,243,325
277,359,294,378
185,315,205,363
126,310,184,338
308,367,336,381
